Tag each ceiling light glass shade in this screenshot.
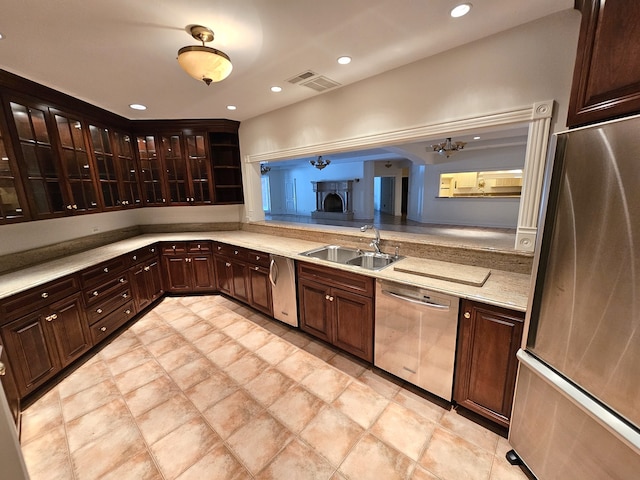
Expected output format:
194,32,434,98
177,45,232,85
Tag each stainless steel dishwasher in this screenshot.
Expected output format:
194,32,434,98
374,279,459,401
269,255,298,327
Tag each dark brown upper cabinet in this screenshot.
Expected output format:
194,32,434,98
136,135,167,206
0,100,29,224
88,125,142,210
568,0,640,127
0,69,242,224
50,109,101,214
7,98,67,220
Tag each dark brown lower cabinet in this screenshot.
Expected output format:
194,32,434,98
0,293,91,398
297,262,374,362
0,339,21,427
247,264,272,316
453,299,524,427
161,242,216,293
130,258,163,312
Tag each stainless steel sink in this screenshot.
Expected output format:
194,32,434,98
300,245,361,263
346,252,398,270
300,245,402,271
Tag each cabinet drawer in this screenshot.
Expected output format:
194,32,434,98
213,242,249,261
187,241,211,253
128,244,158,265
246,249,270,268
80,256,128,287
90,300,135,344
83,274,129,305
86,286,131,325
1,275,80,321
297,261,374,297
162,242,187,255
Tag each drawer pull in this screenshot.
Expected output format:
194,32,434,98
225,262,231,267
234,250,238,255
119,278,125,283
197,244,201,249
254,266,259,270
100,326,107,332
132,255,137,261
144,266,150,271
93,291,99,296
41,292,49,298
255,256,260,261
150,248,155,253
96,308,103,314
217,246,222,250
325,294,330,300
329,296,334,302
122,293,128,299
125,309,131,315
464,312,471,319
103,267,109,273
45,313,58,322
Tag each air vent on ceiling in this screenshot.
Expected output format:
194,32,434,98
287,70,317,84
300,75,341,92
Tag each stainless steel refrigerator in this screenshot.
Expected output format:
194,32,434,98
508,114,640,479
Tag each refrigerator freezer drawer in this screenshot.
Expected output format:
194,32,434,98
510,351,640,480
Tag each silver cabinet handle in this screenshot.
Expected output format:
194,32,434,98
72,204,78,210
144,266,150,271
103,267,109,273
100,326,107,332
269,258,278,286
197,244,201,249
119,277,125,283
464,312,471,319
96,308,103,314
225,262,231,267
254,266,259,270
255,255,260,261
66,204,73,210
325,294,330,300
41,292,49,298
234,250,238,255
125,309,131,315
122,293,128,298
329,296,334,302
93,291,99,296
132,255,137,261
150,248,155,253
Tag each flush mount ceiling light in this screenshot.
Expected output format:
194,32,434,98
129,103,147,111
450,3,472,18
310,155,331,170
431,137,467,157
177,25,232,85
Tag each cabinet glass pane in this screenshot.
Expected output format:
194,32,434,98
162,135,187,202
114,132,141,205
10,102,64,217
0,115,27,220
137,136,164,205
89,125,119,208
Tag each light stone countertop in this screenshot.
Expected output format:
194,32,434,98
0,231,531,311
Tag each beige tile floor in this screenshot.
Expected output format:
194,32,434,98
20,295,528,480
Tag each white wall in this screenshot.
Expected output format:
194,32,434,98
418,144,526,227
239,10,581,222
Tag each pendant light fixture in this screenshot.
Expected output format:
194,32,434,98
310,156,331,170
431,137,467,157
177,25,233,85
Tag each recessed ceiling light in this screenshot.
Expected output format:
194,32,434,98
0,33,4,40
337,56,352,65
129,103,147,111
473,136,481,140
226,105,237,111
451,3,472,18
270,86,282,93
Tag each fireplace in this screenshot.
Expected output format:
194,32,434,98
311,180,354,220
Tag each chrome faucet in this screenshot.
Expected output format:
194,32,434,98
360,224,381,254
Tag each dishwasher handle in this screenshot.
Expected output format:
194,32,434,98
269,258,279,286
381,289,450,310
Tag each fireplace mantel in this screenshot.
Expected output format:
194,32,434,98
311,180,354,220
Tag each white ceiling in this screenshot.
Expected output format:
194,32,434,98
0,0,574,122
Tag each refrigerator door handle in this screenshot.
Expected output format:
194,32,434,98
269,258,278,286
517,350,640,454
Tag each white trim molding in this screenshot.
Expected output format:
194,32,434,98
244,100,555,251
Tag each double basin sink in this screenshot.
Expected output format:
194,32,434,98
300,245,403,271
